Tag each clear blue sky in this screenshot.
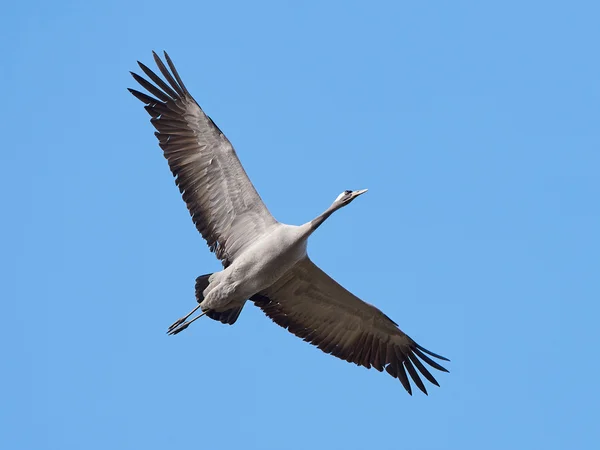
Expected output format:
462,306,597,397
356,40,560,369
2,1,599,449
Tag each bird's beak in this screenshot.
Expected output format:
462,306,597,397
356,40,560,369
353,189,368,198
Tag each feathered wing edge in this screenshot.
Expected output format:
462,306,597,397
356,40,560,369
129,52,276,267
251,294,449,395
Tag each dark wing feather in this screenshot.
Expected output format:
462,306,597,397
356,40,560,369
251,258,449,395
129,51,277,265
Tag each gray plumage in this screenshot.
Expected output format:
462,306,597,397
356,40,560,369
129,51,449,395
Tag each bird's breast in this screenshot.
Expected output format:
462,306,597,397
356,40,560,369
229,225,307,297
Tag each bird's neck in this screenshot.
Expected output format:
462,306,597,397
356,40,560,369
304,203,341,237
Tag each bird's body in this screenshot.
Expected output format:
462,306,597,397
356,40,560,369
202,223,308,312
129,52,450,395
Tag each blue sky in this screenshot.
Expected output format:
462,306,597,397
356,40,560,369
3,1,599,449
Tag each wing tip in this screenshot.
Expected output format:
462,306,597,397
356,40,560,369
415,343,450,362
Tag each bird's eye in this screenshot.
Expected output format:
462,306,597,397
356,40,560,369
344,190,352,195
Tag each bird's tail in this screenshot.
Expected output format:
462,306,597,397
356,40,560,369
195,274,244,325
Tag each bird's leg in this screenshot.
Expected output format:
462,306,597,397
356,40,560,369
167,304,202,332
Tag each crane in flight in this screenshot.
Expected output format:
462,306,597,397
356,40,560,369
129,52,449,395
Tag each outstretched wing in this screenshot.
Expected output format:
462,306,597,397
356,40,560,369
129,52,277,265
252,258,449,395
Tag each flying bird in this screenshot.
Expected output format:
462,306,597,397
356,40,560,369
129,52,449,395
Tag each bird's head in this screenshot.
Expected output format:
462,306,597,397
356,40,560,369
333,189,368,207
308,189,369,232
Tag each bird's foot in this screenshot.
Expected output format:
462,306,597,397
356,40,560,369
167,320,192,335
167,303,202,334
168,317,186,332
167,307,209,335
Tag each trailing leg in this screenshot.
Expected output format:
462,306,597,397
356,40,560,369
166,273,213,335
